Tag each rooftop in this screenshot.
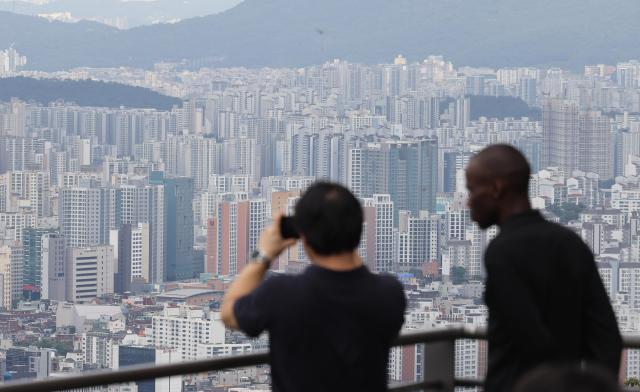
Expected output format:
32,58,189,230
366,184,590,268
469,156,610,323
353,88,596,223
156,289,216,299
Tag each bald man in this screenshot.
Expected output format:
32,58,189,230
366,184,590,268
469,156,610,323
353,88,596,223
466,144,621,392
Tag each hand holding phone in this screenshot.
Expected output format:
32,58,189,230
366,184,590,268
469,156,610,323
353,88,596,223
280,216,300,239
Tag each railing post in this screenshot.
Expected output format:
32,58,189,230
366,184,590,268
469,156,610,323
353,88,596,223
423,338,456,392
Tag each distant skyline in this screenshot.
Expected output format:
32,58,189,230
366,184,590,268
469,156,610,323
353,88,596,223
1,0,638,72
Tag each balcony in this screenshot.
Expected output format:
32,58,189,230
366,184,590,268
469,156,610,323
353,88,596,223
0,326,638,392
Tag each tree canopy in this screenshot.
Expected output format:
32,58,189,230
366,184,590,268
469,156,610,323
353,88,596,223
0,77,181,110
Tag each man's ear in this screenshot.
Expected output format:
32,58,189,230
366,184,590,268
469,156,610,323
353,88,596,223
492,178,506,199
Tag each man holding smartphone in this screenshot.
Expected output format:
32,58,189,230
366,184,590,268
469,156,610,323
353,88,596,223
221,182,406,392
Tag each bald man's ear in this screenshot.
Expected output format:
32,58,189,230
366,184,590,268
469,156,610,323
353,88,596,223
492,178,506,199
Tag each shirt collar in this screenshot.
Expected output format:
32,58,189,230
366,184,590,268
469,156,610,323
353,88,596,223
305,264,369,278
498,209,545,232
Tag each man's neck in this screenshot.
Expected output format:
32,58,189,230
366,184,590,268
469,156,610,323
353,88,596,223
311,251,363,272
498,197,533,226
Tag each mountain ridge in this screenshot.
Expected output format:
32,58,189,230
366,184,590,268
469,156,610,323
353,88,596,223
0,0,638,71
0,77,181,110
0,0,241,27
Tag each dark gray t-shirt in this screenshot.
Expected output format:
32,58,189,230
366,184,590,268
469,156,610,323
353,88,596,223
234,265,406,392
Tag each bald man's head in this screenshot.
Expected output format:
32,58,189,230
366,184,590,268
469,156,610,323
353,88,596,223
470,144,531,196
465,144,531,228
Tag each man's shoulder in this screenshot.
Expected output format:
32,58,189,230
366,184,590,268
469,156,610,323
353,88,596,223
373,273,406,306
375,273,404,291
524,218,587,249
540,218,579,235
492,217,581,245
372,272,402,289
486,217,590,265
260,273,300,292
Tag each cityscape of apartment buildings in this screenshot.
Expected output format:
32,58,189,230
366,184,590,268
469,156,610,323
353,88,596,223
1,49,640,390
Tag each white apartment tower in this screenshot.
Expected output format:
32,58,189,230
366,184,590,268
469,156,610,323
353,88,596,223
41,233,66,301
0,244,22,309
60,187,103,248
362,195,395,272
397,210,440,272
151,305,225,361
65,246,114,303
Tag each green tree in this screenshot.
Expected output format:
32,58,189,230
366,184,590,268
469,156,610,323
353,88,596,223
547,203,586,224
16,339,74,356
625,378,640,388
407,268,424,279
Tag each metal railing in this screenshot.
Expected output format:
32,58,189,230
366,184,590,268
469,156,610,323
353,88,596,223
0,326,638,392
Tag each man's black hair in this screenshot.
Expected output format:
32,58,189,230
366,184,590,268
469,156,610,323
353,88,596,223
295,182,363,256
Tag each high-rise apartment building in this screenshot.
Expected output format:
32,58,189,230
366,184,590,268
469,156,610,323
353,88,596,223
397,211,440,273
465,224,497,279
579,110,612,180
0,211,37,243
5,347,52,381
454,97,470,130
160,176,195,281
454,316,488,386
206,194,266,276
223,137,259,184
65,246,114,303
9,171,50,218
82,331,113,369
542,98,580,174
616,61,640,88
150,305,225,361
543,99,612,180
0,47,26,75
0,176,7,212
113,223,150,294
22,228,58,299
0,136,36,173
113,184,165,284
41,233,66,301
442,150,472,194
446,194,472,241
112,345,182,392
614,127,640,177
515,135,543,173
349,138,438,218
189,137,221,191
60,186,105,248
362,195,395,272
0,243,23,309
518,76,538,106
418,97,440,129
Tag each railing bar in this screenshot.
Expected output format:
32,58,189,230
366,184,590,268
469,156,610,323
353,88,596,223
623,335,640,349
2,327,639,392
393,328,461,346
454,377,484,387
389,380,443,391
393,326,487,346
0,351,270,392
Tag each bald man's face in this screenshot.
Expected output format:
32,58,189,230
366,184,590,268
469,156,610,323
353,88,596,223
466,161,499,229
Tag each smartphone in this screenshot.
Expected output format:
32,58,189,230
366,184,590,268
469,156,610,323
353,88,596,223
280,216,300,239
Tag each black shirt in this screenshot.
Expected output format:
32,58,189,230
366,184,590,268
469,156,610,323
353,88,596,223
483,210,622,392
234,265,406,392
